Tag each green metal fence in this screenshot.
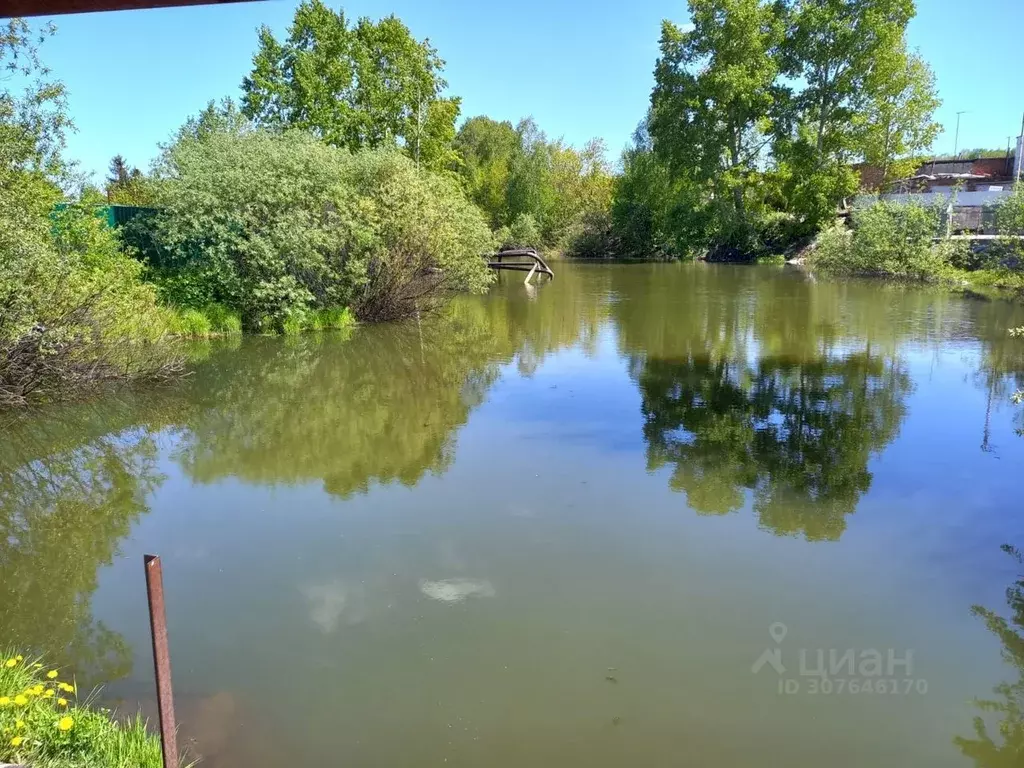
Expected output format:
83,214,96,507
53,203,157,228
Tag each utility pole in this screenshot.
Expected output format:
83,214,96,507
953,111,968,160
1017,111,1024,184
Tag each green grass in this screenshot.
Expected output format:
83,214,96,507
202,303,243,335
281,314,305,336
307,306,354,331
963,269,1024,293
0,652,184,768
165,307,211,338
164,303,242,338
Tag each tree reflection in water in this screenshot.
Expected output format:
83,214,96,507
957,545,1024,766
0,404,171,684
634,351,910,539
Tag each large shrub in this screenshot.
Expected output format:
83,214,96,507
0,191,180,405
142,128,493,327
809,199,961,279
995,186,1024,265
341,149,496,321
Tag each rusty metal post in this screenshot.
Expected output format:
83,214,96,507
144,554,179,768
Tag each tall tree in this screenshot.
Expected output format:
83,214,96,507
505,117,556,232
240,0,460,171
857,50,941,189
781,0,914,159
776,0,916,224
453,116,520,228
104,154,153,204
649,0,783,251
453,114,613,247
107,154,130,188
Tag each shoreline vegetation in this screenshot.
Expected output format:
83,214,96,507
0,653,178,768
3,0,1024,408
803,190,1024,291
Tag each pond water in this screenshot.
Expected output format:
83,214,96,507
4,263,1024,767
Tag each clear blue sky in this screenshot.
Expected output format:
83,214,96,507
26,0,1024,182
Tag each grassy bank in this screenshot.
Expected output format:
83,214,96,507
163,304,355,338
0,653,177,768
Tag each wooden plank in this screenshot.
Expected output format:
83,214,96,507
5,0,259,16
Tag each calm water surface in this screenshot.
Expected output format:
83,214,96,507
4,263,1024,766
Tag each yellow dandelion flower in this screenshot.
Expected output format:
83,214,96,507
4,659,15,668
32,663,42,668
46,670,58,679
15,656,23,662
57,682,74,693
31,685,43,695
58,698,68,707
15,720,24,729
13,695,27,706
10,735,23,747
42,689,54,698
0,697,10,706
57,716,74,731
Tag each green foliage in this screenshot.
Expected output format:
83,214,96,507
964,269,1024,294
0,655,170,768
104,155,154,206
0,201,181,406
856,52,941,189
564,207,616,259
1,24,180,406
166,308,212,338
0,20,71,182
608,0,937,260
201,303,243,335
810,199,964,279
140,124,493,327
281,314,305,336
496,213,542,250
650,0,782,252
548,138,614,248
306,306,354,332
777,0,916,225
994,185,1024,264
343,149,495,320
610,124,685,259
241,0,459,171
453,116,520,227
453,115,613,250
145,126,367,326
